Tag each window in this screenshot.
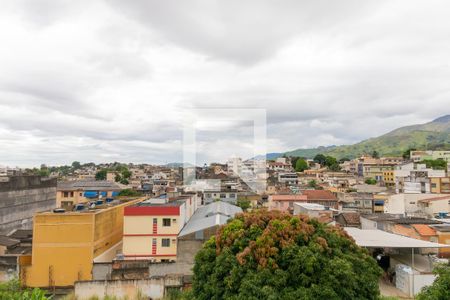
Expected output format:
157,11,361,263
63,191,69,198
163,218,171,227
229,193,236,198
162,238,170,247
220,193,226,198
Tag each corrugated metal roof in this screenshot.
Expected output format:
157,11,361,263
179,201,242,237
57,180,122,191
344,228,450,248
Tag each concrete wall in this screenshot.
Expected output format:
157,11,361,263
75,277,182,300
0,176,56,234
92,263,112,280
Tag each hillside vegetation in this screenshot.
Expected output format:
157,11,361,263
285,115,450,159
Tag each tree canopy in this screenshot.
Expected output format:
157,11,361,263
95,169,107,180
365,178,378,185
420,159,447,170
190,210,382,300
417,263,450,300
295,158,308,172
313,154,341,171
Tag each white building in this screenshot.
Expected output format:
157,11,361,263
395,163,446,194
385,193,449,217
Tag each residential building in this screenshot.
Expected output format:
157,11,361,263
385,193,449,217
0,176,56,234
20,197,145,287
354,156,403,180
417,195,450,217
226,157,242,176
410,150,450,163
269,194,308,212
430,177,450,194
56,180,123,210
339,192,374,214
267,159,292,172
382,170,395,187
278,172,299,185
335,212,361,227
203,190,238,204
293,203,334,224
301,190,339,209
394,163,446,194
122,194,197,261
269,190,338,212
430,224,450,257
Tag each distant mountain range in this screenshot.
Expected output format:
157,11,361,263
269,115,450,160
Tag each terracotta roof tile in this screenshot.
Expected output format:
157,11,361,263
271,194,308,201
302,190,337,201
412,224,436,236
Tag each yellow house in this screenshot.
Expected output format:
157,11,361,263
431,177,450,194
20,197,145,288
56,180,122,210
382,170,395,187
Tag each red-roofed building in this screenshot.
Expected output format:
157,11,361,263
269,194,307,212
122,194,197,261
301,190,339,209
269,190,339,212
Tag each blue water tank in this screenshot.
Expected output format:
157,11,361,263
84,191,98,198
96,200,104,205
112,191,119,197
100,191,107,197
106,198,114,203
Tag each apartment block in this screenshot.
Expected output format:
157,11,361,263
56,180,123,210
122,195,196,261
20,197,144,287
203,190,237,204
411,150,450,163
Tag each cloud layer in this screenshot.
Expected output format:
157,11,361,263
1,0,450,166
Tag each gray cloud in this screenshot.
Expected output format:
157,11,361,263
1,0,450,166
106,0,378,65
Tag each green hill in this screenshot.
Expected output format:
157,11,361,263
285,115,450,159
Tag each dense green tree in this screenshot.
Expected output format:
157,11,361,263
295,158,308,172
420,159,447,170
95,169,107,181
37,168,50,177
237,199,251,211
402,148,416,159
339,157,351,163
417,263,450,300
71,161,81,170
0,279,50,299
365,178,377,185
290,157,299,169
313,154,327,165
190,210,382,300
307,179,318,189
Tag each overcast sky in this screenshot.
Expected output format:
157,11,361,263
1,0,450,167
